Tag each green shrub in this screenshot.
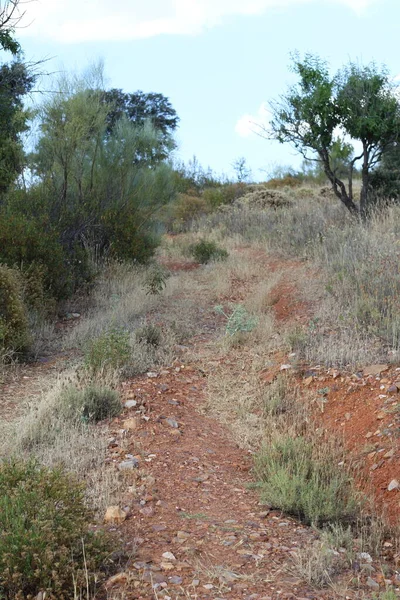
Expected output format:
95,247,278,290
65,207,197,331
0,211,74,300
84,328,131,374
0,460,111,599
215,304,258,336
60,385,121,423
254,435,359,526
0,265,30,352
135,323,163,347
143,263,170,295
189,240,228,264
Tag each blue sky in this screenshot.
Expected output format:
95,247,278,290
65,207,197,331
17,0,400,180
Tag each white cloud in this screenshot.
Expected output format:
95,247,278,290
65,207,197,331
18,0,378,43
235,103,271,138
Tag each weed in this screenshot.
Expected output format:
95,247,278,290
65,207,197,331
215,304,258,336
189,239,228,264
135,323,162,347
143,263,170,295
84,327,131,374
0,460,112,599
254,435,359,526
60,385,121,423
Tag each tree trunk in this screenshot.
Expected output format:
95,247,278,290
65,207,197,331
360,146,370,221
320,150,359,215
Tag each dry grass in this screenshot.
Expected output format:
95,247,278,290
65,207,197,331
195,187,400,367
0,370,123,514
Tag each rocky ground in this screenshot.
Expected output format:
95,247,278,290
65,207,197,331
1,250,399,599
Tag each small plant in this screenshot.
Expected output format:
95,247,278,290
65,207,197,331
262,375,292,416
135,323,162,347
215,304,258,336
60,385,121,423
143,263,170,295
189,239,228,264
254,435,359,526
84,327,131,374
0,460,112,599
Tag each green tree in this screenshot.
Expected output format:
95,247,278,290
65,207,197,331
267,53,400,218
101,89,179,163
28,66,176,274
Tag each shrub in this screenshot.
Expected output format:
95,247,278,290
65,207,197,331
0,461,111,599
189,240,228,264
60,385,121,423
135,323,163,346
0,210,76,300
254,435,359,526
265,175,304,188
143,263,170,295
0,265,30,352
84,328,131,374
215,304,258,336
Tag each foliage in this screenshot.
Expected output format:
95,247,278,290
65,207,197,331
102,88,179,163
143,263,170,295
215,304,258,336
232,156,252,183
135,323,163,346
84,327,131,374
269,53,400,217
60,385,121,423
0,264,30,351
189,239,228,264
0,61,35,194
0,66,177,300
254,435,359,526
0,460,111,599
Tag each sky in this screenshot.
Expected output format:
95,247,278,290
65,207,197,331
13,0,400,180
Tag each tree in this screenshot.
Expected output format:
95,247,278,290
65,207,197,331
29,66,176,268
232,156,252,183
101,89,179,163
266,53,400,218
0,0,26,54
0,1,36,195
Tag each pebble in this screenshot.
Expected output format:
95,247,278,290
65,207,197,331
388,479,399,491
124,400,137,408
162,552,176,561
118,459,139,470
166,418,179,428
366,577,380,590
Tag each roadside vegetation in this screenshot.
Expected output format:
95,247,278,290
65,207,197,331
0,3,399,596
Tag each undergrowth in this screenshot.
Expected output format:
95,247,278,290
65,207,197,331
0,460,112,599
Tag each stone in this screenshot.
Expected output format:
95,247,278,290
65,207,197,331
363,364,389,376
147,372,158,378
387,384,399,394
384,449,395,459
118,459,139,470
162,552,176,561
366,577,380,590
124,400,137,408
161,562,175,570
166,418,179,428
280,364,292,371
357,552,373,563
104,506,126,525
388,479,399,491
169,576,183,585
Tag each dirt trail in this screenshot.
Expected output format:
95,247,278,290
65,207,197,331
1,250,399,598
108,366,322,600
